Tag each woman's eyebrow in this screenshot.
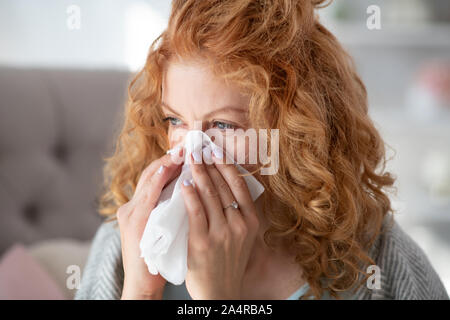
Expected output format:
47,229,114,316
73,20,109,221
161,101,182,117
161,101,247,118
202,106,247,118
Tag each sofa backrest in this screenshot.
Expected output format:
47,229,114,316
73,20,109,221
0,66,132,254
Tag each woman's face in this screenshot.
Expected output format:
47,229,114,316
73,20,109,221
161,58,253,165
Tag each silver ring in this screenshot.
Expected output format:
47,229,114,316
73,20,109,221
223,200,239,210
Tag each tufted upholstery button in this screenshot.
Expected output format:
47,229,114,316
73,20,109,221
22,202,41,225
53,143,69,163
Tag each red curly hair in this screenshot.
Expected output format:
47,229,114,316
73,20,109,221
99,0,397,299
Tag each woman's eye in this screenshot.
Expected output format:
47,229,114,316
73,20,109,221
163,116,182,126
213,121,235,130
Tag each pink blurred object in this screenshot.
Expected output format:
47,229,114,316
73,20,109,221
0,244,65,300
418,61,450,102
408,60,450,121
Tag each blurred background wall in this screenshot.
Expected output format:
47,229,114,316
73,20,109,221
319,0,450,293
0,0,449,298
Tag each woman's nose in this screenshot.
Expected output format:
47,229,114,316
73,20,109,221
187,119,207,132
169,121,207,147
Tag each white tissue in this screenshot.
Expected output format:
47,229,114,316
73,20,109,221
139,130,265,285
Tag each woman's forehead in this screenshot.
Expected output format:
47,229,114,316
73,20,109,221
162,60,250,115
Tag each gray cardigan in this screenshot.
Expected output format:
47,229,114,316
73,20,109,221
74,215,449,300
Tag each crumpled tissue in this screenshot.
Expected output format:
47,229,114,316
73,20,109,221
139,130,265,285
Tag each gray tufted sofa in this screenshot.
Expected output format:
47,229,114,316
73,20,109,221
0,66,132,255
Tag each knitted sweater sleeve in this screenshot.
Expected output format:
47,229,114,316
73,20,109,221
355,217,449,300
74,220,123,300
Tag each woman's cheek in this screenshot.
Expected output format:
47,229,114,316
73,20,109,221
233,135,259,173
234,131,258,163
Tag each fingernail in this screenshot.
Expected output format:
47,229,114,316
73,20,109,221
192,150,202,163
170,147,184,165
157,165,165,174
212,147,223,159
183,179,191,186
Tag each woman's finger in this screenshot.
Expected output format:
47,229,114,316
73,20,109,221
211,146,256,223
181,179,209,242
189,151,227,230
132,163,182,221
204,157,244,228
134,149,184,196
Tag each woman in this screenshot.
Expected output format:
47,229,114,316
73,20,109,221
75,0,448,300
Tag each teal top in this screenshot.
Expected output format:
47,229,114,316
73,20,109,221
286,283,310,300
286,282,354,300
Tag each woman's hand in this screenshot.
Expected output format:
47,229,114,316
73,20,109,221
181,147,260,300
117,149,183,300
